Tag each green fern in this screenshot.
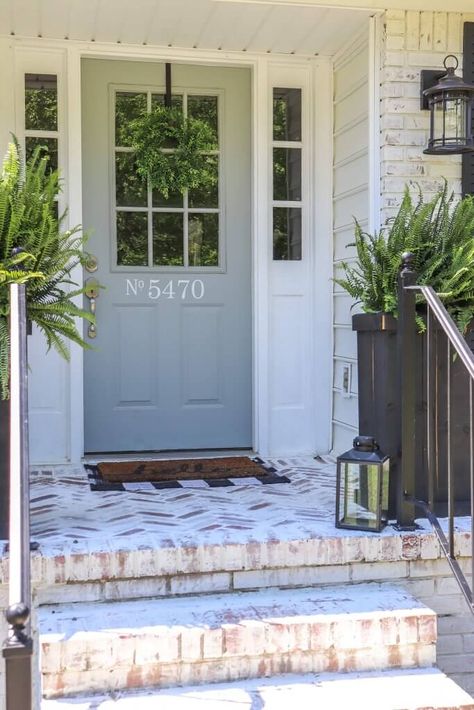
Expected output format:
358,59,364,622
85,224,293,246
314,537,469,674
0,139,93,399
335,184,474,334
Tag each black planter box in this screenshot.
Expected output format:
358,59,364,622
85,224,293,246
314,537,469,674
352,313,400,518
353,312,472,517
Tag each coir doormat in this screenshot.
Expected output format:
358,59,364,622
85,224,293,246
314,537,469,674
85,456,290,491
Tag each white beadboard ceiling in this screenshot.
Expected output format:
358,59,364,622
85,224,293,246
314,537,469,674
0,0,372,56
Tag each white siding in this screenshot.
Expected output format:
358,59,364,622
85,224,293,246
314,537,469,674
331,31,370,454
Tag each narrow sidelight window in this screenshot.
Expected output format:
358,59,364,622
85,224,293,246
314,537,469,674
24,74,59,174
272,87,302,261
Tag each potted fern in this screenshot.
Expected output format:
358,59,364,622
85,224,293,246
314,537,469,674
0,140,93,538
336,185,474,514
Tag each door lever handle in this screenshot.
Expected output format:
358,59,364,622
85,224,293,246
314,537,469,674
85,277,100,339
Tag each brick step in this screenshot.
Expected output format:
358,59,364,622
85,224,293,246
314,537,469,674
41,669,474,709
39,583,437,698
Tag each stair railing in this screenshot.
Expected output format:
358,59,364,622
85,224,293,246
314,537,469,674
397,251,474,614
2,280,33,710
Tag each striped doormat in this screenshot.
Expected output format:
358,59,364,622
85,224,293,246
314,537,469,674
85,456,290,491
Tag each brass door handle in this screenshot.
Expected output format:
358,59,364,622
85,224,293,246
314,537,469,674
85,277,100,339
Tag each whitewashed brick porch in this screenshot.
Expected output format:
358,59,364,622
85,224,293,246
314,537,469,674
1,455,473,700
39,583,436,697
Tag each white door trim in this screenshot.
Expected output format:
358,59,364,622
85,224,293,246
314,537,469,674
72,45,265,459
66,45,85,463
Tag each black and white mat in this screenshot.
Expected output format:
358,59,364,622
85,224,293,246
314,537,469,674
85,459,290,492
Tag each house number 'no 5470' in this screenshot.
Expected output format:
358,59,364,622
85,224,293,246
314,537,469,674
125,278,205,300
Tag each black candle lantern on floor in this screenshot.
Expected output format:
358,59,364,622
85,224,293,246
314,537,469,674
421,55,474,155
335,436,390,532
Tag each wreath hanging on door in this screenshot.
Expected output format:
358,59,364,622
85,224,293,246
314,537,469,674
129,105,218,199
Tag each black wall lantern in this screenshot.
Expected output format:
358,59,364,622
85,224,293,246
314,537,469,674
335,436,390,532
421,55,474,155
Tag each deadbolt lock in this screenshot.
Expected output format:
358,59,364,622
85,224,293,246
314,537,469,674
84,253,98,273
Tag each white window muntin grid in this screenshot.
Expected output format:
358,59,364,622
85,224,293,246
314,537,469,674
111,84,223,272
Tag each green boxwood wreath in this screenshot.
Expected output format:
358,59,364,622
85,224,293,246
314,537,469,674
129,105,218,199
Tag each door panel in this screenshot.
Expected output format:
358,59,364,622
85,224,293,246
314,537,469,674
82,60,251,452
181,305,223,405
116,306,158,406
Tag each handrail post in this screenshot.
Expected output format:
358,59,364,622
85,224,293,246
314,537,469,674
3,279,33,710
396,252,417,529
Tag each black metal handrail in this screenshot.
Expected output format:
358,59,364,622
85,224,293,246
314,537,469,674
2,281,33,710
398,252,474,614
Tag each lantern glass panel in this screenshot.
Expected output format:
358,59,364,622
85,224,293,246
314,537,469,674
337,459,389,531
433,95,465,144
427,93,472,153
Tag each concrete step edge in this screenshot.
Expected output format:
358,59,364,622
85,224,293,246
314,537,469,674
40,668,474,709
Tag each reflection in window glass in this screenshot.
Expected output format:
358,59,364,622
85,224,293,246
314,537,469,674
151,93,183,111
151,94,184,149
114,87,220,268
187,95,218,148
25,74,57,131
115,92,147,147
117,211,148,266
188,156,218,208
25,137,58,174
152,187,183,209
116,152,147,207
273,207,302,261
273,148,301,202
273,88,301,142
189,214,219,266
153,213,184,266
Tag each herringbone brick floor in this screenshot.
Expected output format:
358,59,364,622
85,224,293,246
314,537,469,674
28,455,354,555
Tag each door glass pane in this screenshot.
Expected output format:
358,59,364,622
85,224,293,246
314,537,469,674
273,207,301,261
151,93,183,111
187,95,218,148
152,187,183,208
188,156,218,208
273,148,301,201
116,152,147,207
115,92,147,147
273,88,301,142
188,213,219,266
153,213,184,266
25,137,58,174
25,74,57,131
151,95,183,147
117,211,148,266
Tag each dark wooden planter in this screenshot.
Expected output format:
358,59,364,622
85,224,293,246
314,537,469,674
353,312,473,517
0,397,9,540
352,313,400,518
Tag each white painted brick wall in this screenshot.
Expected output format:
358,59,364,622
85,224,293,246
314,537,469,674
379,10,474,223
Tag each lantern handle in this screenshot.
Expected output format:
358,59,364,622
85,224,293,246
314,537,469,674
443,54,459,72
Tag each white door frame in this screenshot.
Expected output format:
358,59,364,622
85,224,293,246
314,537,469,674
9,37,334,461
69,45,268,460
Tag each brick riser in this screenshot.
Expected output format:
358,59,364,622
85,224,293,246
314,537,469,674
43,644,435,698
40,586,437,698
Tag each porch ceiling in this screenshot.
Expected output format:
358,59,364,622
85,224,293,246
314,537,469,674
2,0,372,57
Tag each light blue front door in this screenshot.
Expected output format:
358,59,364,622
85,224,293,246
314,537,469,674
82,60,252,452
